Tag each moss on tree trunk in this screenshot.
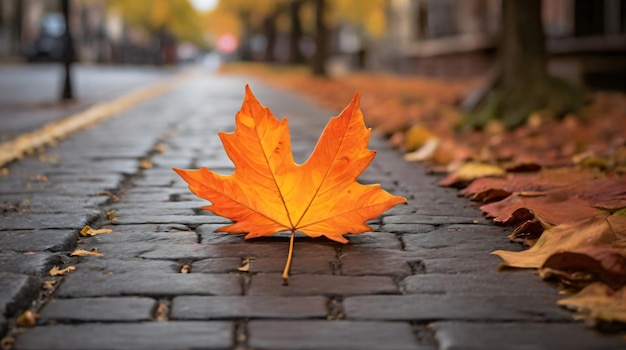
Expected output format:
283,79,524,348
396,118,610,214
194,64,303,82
463,0,585,129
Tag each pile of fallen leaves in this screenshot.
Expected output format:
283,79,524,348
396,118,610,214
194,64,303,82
222,63,626,328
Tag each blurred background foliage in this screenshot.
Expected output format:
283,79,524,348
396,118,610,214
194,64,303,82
1,0,625,126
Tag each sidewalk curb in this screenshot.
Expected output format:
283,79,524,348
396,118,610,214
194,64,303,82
0,70,193,167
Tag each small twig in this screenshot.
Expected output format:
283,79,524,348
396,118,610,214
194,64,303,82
282,229,296,285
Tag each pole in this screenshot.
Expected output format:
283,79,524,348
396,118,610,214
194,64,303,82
60,0,74,100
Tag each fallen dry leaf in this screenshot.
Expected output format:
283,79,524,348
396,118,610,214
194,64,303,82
43,280,57,290
439,162,505,187
49,265,76,276
175,86,406,282
403,138,440,162
154,143,168,153
139,159,153,169
106,210,118,221
16,310,38,327
155,303,168,321
70,248,104,257
507,218,548,248
403,124,437,152
557,282,626,326
480,192,607,226
238,258,251,272
492,214,626,269
540,245,626,290
80,225,112,237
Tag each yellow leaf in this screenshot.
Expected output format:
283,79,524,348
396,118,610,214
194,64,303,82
154,143,168,153
238,258,251,272
557,282,626,325
106,210,118,221
155,303,168,321
16,310,38,328
403,124,437,152
139,159,153,169
492,214,626,269
71,248,104,257
80,225,113,237
49,265,76,276
440,162,505,187
404,138,440,162
43,280,57,290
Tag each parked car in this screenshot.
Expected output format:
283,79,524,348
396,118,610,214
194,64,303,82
25,13,66,62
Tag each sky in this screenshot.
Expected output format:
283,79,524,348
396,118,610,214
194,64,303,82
189,0,218,12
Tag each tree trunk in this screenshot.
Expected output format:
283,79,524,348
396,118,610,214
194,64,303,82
463,0,585,129
288,0,305,64
263,11,278,62
239,11,253,61
499,0,549,87
312,0,328,76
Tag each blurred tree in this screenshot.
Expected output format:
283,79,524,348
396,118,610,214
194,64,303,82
108,0,205,48
288,0,306,64
210,0,386,73
313,0,387,75
311,0,327,75
215,0,280,61
462,0,585,129
330,0,386,37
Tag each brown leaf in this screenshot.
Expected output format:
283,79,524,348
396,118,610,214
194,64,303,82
460,169,599,202
508,218,547,248
480,192,607,226
493,214,626,269
540,246,626,290
49,265,76,276
557,282,626,326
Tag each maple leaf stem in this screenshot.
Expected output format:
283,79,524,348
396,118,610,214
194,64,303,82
282,229,296,285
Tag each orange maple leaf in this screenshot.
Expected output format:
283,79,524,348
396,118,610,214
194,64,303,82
174,86,406,281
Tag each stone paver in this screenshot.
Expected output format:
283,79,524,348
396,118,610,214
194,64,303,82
0,72,623,350
14,322,233,350
171,296,327,319
39,297,156,323
344,294,571,321
0,272,40,317
249,274,399,296
55,272,241,297
432,322,625,350
0,230,77,253
248,320,421,350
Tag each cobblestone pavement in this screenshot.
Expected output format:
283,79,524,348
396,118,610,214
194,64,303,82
1,72,624,350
